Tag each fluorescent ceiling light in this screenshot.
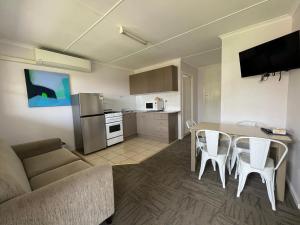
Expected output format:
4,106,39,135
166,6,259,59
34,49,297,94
119,26,148,45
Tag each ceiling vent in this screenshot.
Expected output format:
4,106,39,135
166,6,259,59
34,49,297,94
35,49,91,72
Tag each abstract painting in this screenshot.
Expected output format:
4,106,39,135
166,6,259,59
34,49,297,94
24,69,71,107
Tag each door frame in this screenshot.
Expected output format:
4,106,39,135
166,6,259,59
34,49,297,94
181,73,194,136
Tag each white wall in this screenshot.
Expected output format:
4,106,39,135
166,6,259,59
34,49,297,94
286,5,300,208
198,63,221,123
133,58,183,139
220,16,292,128
0,59,134,149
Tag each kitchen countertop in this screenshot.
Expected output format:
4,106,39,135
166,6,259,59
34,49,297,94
123,110,180,114
121,111,136,115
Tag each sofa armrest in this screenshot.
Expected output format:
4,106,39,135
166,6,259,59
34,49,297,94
0,165,114,225
12,138,63,160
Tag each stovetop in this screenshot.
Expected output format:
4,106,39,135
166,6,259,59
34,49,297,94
104,111,120,114
104,111,122,119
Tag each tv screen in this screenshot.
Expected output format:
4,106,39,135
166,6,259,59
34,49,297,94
239,31,300,78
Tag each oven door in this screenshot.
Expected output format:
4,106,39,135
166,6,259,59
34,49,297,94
106,121,123,139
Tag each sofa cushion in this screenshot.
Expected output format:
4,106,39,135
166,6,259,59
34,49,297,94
30,160,91,190
0,139,31,203
12,138,63,160
23,148,79,178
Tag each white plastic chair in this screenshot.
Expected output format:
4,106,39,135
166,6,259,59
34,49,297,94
230,121,259,175
186,120,197,129
197,130,232,188
186,120,205,156
235,137,288,211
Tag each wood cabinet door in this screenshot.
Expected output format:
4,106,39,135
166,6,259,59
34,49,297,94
122,114,130,138
123,113,137,138
146,66,178,93
143,113,154,136
136,112,178,143
129,65,178,95
168,113,178,142
162,66,178,92
128,113,137,136
137,113,145,134
147,69,164,93
130,73,148,94
137,112,155,136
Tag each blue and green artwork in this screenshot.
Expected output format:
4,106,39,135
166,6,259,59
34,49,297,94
24,69,71,107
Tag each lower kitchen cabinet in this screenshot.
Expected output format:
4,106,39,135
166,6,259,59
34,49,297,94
136,112,178,143
123,112,137,139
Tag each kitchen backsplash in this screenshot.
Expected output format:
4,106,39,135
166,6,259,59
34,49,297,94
135,92,180,111
103,95,136,111
103,92,180,112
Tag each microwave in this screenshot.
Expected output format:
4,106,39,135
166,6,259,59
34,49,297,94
145,101,164,111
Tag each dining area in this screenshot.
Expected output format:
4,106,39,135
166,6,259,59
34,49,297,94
187,121,292,211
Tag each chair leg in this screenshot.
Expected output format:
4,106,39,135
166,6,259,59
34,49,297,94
272,174,276,210
217,162,226,189
231,149,237,171
212,160,216,171
234,158,240,179
237,171,248,197
265,175,276,211
226,158,231,175
261,175,265,183
197,147,202,156
198,155,208,180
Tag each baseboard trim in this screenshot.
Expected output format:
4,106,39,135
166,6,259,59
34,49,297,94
287,178,300,209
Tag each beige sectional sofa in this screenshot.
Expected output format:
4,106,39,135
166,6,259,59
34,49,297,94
0,138,114,225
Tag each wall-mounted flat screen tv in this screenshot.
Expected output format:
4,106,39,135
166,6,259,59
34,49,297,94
239,31,300,78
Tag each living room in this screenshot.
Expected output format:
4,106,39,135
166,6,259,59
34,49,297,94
1,1,300,225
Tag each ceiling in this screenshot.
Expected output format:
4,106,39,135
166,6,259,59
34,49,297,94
0,0,299,69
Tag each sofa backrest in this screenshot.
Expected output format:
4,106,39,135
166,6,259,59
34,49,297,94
0,139,31,203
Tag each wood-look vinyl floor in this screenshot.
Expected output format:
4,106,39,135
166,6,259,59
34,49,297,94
107,136,300,225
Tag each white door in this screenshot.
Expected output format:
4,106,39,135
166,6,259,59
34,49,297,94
182,74,193,135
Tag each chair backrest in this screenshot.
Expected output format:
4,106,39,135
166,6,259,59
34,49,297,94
237,121,258,127
186,120,196,129
196,130,231,157
205,130,219,156
249,138,271,170
235,137,288,170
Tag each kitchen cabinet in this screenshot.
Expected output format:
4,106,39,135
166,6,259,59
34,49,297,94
122,112,137,139
136,112,178,143
130,65,178,95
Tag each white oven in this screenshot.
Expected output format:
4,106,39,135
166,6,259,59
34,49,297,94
105,112,124,146
106,121,123,139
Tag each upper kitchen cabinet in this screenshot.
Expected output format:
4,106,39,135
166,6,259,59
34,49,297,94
129,65,178,95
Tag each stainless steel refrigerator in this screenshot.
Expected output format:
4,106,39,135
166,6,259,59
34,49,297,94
72,93,107,154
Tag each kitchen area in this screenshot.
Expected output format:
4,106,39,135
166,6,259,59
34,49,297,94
73,65,181,166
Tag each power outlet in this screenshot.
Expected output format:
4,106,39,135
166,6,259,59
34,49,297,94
298,204,300,210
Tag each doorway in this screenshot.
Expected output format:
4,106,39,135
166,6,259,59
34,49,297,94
182,74,193,135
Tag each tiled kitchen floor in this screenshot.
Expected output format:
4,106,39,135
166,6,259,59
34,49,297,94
78,137,169,166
